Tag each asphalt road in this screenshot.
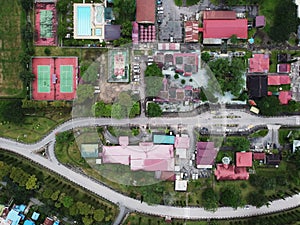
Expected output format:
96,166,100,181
1,110,300,220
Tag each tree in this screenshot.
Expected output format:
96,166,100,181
113,0,136,24
42,188,53,199
82,216,94,225
19,70,35,85
247,191,268,208
121,21,133,37
269,0,298,42
61,195,74,208
25,175,38,190
20,0,33,12
0,100,25,124
181,79,186,85
111,103,123,119
202,188,219,211
256,96,282,116
147,102,162,117
69,204,79,216
75,84,94,104
145,64,163,77
219,185,242,208
226,137,250,152
51,190,61,201
230,34,238,44
93,209,105,222
9,167,29,187
0,161,11,180
201,52,210,63
129,102,140,118
44,48,51,56
174,73,179,79
81,62,99,83
208,58,246,96
56,0,69,15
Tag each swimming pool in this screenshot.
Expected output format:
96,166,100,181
77,6,91,36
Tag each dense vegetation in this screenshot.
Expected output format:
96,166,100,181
144,64,164,97
0,151,116,225
147,102,163,117
208,58,246,97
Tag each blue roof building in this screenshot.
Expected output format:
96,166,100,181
6,209,21,225
53,221,60,225
14,205,26,213
31,212,40,221
24,220,35,225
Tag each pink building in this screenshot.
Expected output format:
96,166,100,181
248,54,269,73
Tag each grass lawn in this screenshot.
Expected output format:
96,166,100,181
269,50,278,73
0,108,71,143
0,0,24,97
279,128,292,145
249,129,269,138
186,0,201,6
259,0,281,34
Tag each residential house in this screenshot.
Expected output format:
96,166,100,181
248,54,269,73
246,74,268,98
196,142,218,169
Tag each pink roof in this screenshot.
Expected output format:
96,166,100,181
236,152,252,167
255,16,265,27
196,142,217,166
184,21,199,42
279,91,292,105
214,164,249,180
268,91,272,96
102,142,174,171
174,136,190,149
203,11,236,20
119,136,129,146
253,152,266,160
268,75,291,86
277,64,291,73
202,19,248,39
136,0,155,23
249,54,269,73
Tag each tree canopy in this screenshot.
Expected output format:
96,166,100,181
147,102,162,117
113,0,136,24
219,185,242,208
225,137,250,152
269,0,298,42
202,187,219,211
145,64,163,77
247,191,268,208
208,58,246,96
201,52,211,63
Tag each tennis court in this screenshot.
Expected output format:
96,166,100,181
37,65,51,93
60,65,73,93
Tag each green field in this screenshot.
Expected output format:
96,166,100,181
0,0,24,96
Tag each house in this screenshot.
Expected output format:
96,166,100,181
31,212,40,221
104,25,121,41
184,21,199,43
236,152,253,167
246,74,268,98
268,74,291,86
277,53,291,63
101,137,175,172
5,209,22,225
196,142,218,168
24,220,35,225
266,154,281,166
214,164,249,180
175,180,188,191
277,64,291,73
279,91,292,105
43,217,54,225
174,135,190,159
199,11,247,45
255,16,265,28
253,152,266,161
136,0,155,24
248,54,269,73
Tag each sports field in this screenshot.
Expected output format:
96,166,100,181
32,57,78,100
0,0,23,96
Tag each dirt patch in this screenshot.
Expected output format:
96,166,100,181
98,80,132,103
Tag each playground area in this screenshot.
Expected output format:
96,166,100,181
34,2,57,46
107,49,130,83
32,57,78,100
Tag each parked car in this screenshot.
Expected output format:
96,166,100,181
133,69,140,73
133,64,140,69
157,6,163,11
134,75,139,79
157,10,164,14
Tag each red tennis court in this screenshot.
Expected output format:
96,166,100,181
32,57,78,100
34,2,57,46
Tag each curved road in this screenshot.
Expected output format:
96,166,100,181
1,110,300,220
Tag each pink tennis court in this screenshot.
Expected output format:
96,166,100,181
34,2,57,46
32,57,78,100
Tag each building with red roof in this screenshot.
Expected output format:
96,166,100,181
255,16,265,28
132,22,139,44
196,142,218,168
236,152,253,167
174,136,190,149
248,54,269,73
201,19,247,44
184,21,199,43
253,152,266,161
203,10,236,20
136,0,155,24
102,139,174,172
277,64,291,73
279,91,292,105
268,75,291,86
214,164,249,180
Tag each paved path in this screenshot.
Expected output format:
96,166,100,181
1,110,300,221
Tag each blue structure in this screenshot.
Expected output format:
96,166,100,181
248,38,254,44
14,205,26,213
77,6,91,36
6,209,21,225
24,220,35,225
153,134,175,145
53,221,60,225
31,212,40,221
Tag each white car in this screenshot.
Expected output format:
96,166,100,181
157,10,164,14
157,6,163,11
133,69,140,73
134,75,140,79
